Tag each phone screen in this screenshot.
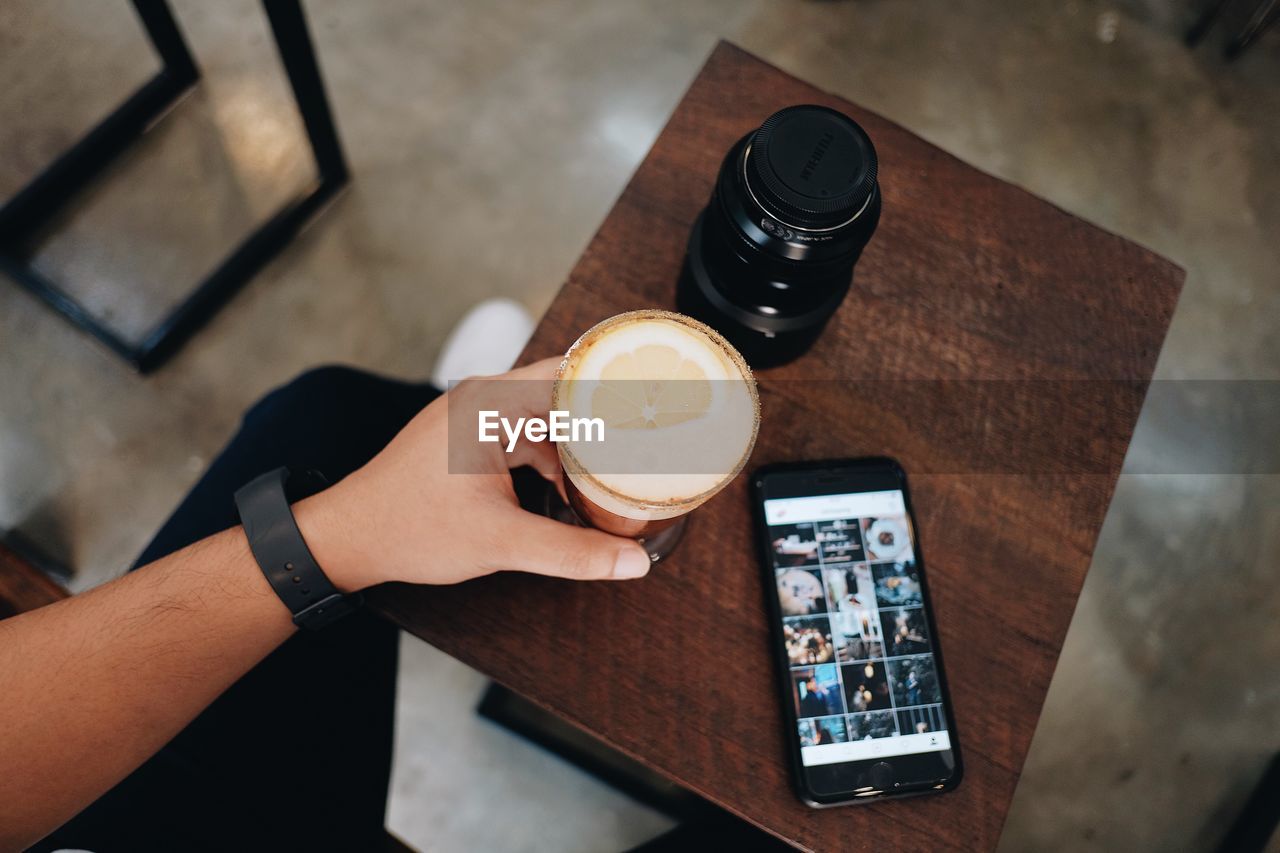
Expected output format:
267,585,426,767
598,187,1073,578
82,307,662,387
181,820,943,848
759,472,958,798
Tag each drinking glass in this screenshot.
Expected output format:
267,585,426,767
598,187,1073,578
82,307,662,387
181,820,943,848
545,309,759,561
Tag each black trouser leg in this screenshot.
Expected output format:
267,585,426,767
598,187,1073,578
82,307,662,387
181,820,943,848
36,367,439,853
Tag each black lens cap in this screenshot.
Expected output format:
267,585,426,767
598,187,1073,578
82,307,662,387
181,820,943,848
747,105,878,230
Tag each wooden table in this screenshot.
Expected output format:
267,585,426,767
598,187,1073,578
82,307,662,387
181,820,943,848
0,543,68,620
370,42,1183,851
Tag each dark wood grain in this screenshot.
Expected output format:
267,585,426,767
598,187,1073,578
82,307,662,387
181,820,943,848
0,543,68,620
369,42,1183,851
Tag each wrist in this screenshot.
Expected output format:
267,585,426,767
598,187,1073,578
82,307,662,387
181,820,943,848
292,487,376,594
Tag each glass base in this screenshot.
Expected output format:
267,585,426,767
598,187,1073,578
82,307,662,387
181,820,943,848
540,482,687,563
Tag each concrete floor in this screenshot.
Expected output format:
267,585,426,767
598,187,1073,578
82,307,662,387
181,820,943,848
2,0,1277,850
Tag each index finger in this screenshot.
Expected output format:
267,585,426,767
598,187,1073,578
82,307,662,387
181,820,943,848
506,356,560,380
481,356,561,419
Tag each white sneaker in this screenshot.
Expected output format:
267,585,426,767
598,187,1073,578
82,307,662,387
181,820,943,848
430,298,535,388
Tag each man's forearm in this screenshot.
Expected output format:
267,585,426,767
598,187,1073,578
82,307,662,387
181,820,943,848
0,527,295,850
0,359,650,851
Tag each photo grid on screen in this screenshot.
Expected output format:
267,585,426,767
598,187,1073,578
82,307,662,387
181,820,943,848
775,513,947,747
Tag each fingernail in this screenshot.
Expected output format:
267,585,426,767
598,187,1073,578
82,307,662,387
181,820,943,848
612,547,651,579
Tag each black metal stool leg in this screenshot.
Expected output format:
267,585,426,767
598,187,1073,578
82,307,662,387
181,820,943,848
1215,753,1280,853
1186,0,1235,45
0,0,350,373
1225,0,1280,58
264,0,349,184
476,682,792,853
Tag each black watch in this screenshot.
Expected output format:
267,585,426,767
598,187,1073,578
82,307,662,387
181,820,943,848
234,467,361,630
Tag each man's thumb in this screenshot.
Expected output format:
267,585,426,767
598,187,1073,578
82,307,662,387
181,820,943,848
492,509,651,581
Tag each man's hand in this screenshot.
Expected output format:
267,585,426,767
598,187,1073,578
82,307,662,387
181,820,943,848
295,357,651,590
0,360,648,850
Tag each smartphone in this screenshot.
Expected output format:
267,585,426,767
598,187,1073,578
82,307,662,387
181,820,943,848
752,458,962,806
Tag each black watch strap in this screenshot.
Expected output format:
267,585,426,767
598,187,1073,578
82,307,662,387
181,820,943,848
234,467,360,630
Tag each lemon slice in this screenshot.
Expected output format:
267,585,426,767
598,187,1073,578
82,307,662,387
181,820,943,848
554,310,759,519
589,344,712,429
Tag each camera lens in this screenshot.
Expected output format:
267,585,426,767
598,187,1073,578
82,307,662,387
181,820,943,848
676,105,880,367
